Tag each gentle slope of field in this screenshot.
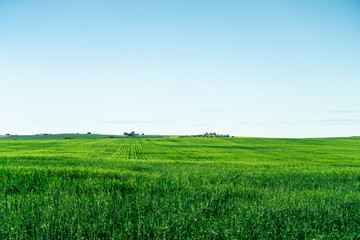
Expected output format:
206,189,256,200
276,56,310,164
1,137,360,239
0,133,114,140
0,133,167,140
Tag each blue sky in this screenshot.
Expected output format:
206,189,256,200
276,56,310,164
1,0,359,137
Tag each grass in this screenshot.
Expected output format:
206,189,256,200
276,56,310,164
1,137,360,239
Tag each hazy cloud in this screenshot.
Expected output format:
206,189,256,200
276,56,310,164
99,120,155,125
197,109,224,113
231,121,294,126
319,119,360,125
187,123,211,126
70,109,118,113
232,119,360,126
314,111,360,114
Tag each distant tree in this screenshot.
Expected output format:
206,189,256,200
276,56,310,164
87,132,91,135
126,131,139,137
142,133,144,135
124,132,128,136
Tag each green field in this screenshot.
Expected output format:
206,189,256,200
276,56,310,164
1,137,360,239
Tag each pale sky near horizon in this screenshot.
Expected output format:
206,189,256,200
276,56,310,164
1,0,360,137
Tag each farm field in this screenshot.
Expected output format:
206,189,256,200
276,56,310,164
1,137,360,239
